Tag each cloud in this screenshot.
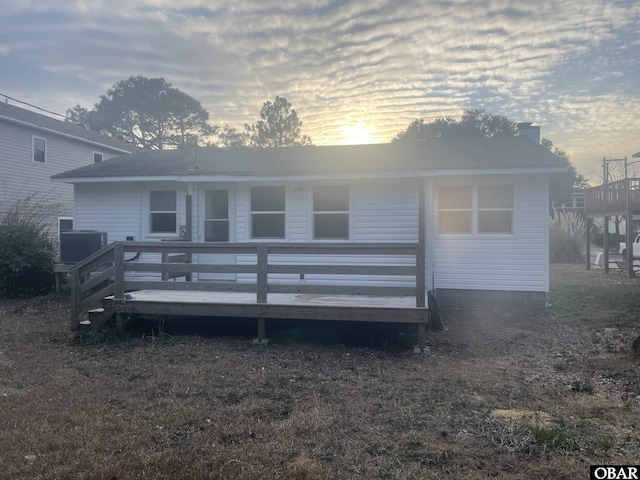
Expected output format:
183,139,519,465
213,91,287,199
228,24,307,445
0,0,638,175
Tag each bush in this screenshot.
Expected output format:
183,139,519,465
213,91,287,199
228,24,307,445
549,209,585,263
0,196,57,297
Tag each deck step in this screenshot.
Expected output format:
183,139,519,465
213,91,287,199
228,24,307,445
79,320,92,326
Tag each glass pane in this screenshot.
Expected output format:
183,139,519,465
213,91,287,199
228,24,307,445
205,220,229,241
150,191,176,211
438,211,471,234
151,213,176,233
251,186,285,212
478,185,513,209
205,190,228,220
33,138,45,163
59,219,73,232
314,214,349,239
478,211,512,233
438,186,471,210
313,186,349,212
252,214,285,238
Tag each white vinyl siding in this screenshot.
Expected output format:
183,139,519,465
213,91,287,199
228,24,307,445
432,175,548,292
0,119,131,234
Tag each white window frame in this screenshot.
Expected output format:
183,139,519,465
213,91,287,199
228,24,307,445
58,217,74,237
477,185,514,235
93,152,104,163
149,190,178,236
250,186,286,240
437,186,473,235
312,185,350,240
32,136,47,164
437,184,514,236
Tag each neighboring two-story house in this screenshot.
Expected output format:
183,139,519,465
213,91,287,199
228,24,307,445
0,101,135,236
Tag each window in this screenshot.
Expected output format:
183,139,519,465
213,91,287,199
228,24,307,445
313,185,349,239
437,185,514,235
204,190,229,241
437,186,472,234
93,152,103,163
58,218,73,236
251,186,285,239
478,185,513,234
33,136,46,163
149,190,177,234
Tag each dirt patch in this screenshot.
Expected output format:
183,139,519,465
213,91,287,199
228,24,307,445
0,264,639,479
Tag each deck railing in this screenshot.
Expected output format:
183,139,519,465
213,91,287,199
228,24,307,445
70,241,425,329
584,178,640,216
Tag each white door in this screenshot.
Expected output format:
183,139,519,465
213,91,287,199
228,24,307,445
198,188,235,281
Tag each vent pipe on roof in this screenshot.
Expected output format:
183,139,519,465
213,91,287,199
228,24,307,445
516,122,541,144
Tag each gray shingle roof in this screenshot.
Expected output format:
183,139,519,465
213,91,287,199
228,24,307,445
52,136,566,181
0,102,136,152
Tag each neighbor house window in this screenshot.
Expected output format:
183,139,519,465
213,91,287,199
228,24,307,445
149,190,177,234
437,186,472,234
313,185,349,239
93,152,103,163
33,136,46,163
58,217,73,236
478,185,513,234
251,186,285,239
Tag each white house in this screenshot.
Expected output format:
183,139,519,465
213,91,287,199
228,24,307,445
0,101,135,234
52,134,566,311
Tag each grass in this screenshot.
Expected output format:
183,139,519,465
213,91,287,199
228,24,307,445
0,264,639,479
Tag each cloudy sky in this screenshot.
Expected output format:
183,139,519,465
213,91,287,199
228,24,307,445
1,0,638,178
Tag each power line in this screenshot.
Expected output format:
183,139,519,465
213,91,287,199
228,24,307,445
0,93,70,120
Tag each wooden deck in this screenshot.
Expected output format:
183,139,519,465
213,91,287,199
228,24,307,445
71,241,432,350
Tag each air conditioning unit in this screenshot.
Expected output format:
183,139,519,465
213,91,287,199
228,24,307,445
60,231,108,264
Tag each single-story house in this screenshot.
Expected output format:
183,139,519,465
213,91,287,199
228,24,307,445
52,133,566,311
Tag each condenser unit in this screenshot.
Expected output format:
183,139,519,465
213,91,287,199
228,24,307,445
60,231,107,264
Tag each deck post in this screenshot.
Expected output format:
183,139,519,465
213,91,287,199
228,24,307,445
416,179,426,309
70,267,80,329
257,244,268,304
604,215,609,274
586,218,591,271
114,242,125,299
418,322,426,351
626,211,634,278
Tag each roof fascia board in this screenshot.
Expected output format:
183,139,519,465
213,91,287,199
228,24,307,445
52,166,567,184
0,114,132,154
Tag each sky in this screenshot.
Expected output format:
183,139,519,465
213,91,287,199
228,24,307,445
1,0,639,180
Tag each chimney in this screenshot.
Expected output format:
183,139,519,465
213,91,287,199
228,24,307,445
516,122,540,144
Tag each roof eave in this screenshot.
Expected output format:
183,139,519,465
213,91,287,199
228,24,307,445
51,165,568,184
1,114,134,154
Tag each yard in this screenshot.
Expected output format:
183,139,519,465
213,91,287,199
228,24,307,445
0,264,639,479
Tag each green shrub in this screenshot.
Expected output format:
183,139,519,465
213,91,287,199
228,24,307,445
0,196,57,297
549,209,585,263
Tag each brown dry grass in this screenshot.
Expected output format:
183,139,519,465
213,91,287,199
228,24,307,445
0,264,639,479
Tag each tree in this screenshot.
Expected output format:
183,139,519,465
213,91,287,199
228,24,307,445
66,76,213,150
213,96,313,148
393,108,515,142
394,108,585,204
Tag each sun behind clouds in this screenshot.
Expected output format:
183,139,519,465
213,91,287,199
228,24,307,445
339,122,378,145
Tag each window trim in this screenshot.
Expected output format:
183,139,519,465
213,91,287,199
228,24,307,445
58,217,74,237
437,184,515,236
148,190,178,236
312,185,350,240
32,136,47,164
477,185,514,235
250,185,286,240
93,152,104,163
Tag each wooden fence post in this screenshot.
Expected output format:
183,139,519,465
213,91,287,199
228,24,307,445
70,267,80,329
257,244,268,304
114,242,125,299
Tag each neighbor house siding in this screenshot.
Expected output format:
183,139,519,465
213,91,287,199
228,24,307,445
0,119,126,234
432,174,549,292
